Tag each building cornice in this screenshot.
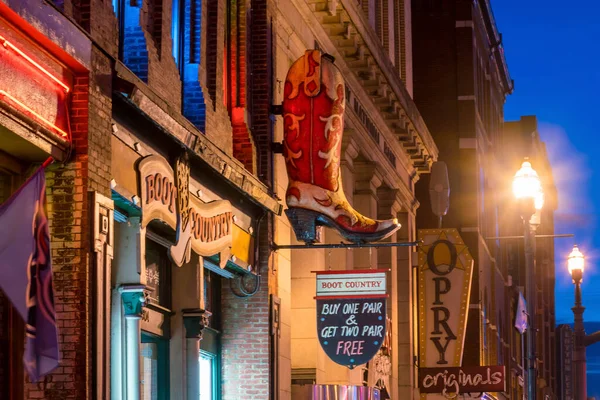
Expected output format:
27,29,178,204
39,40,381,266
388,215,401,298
476,0,513,95
288,0,438,174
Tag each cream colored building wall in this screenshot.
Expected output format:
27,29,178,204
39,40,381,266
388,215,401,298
274,0,421,398
399,0,413,97
273,36,294,400
273,10,317,397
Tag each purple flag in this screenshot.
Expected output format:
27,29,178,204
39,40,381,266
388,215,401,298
514,292,529,334
0,168,59,381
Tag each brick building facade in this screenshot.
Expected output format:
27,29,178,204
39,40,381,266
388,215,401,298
0,0,559,398
0,1,108,397
503,116,558,399
413,1,557,399
272,0,439,398
0,0,282,397
1,0,440,397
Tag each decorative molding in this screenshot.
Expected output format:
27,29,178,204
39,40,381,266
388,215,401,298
377,188,402,219
119,285,148,318
338,0,438,161
92,192,114,400
286,0,438,174
353,161,384,194
182,309,212,339
341,134,360,165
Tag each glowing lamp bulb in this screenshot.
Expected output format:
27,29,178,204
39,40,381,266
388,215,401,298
513,161,544,210
568,245,585,277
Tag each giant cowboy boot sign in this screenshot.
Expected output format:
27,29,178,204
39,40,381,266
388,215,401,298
282,50,401,244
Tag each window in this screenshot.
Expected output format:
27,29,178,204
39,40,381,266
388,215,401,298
200,351,217,399
115,0,150,82
141,234,171,399
145,237,172,308
140,341,158,400
171,0,181,63
225,0,254,171
199,269,221,399
141,332,170,400
173,0,206,131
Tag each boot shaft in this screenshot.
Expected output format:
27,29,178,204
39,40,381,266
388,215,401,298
282,50,345,192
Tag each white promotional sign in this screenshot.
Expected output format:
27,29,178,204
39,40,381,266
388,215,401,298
316,270,387,297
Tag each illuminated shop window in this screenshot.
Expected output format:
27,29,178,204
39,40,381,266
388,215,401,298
145,237,172,308
199,269,221,399
141,235,172,399
141,333,170,400
140,341,158,400
199,351,216,399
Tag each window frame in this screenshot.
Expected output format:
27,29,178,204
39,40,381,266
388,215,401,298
145,235,173,309
199,348,220,400
140,331,171,400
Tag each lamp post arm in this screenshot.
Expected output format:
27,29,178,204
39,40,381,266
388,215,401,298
585,331,600,347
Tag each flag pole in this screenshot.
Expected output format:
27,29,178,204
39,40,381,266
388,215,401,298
41,157,54,169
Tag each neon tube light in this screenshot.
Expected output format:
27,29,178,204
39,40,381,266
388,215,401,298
0,35,70,93
0,90,68,138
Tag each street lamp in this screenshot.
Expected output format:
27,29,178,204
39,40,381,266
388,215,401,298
568,244,587,400
513,160,543,400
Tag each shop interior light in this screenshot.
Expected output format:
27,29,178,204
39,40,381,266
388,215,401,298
0,90,68,138
0,34,70,93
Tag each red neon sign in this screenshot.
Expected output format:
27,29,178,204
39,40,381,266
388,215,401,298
0,35,69,93
0,32,71,142
0,90,68,138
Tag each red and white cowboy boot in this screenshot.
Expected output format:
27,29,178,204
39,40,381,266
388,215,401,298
282,50,400,244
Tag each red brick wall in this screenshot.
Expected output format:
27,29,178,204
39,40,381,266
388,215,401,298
227,0,255,172
23,47,112,400
219,0,274,397
220,266,271,399
144,0,183,108
206,0,220,108
248,0,274,185
147,0,163,57
72,0,91,32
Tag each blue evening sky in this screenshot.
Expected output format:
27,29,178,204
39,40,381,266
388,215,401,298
492,1,600,325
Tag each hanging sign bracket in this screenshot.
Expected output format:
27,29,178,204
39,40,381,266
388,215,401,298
271,240,419,251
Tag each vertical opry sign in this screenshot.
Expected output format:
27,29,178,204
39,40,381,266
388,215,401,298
417,229,473,368
315,270,387,369
417,229,507,397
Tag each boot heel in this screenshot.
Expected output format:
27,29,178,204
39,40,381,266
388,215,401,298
285,208,322,244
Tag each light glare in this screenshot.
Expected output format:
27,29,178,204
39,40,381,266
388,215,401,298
568,245,585,276
513,161,544,209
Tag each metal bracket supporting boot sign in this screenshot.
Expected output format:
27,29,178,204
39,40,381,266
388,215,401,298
271,240,419,251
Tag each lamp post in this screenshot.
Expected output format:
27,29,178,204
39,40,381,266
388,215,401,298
568,244,586,400
513,160,544,400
